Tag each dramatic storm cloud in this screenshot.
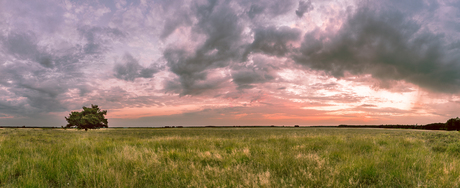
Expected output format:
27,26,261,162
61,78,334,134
295,1,314,18
1,0,460,126
114,53,159,81
294,7,460,93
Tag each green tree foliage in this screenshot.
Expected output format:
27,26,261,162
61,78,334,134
446,117,460,131
65,104,108,131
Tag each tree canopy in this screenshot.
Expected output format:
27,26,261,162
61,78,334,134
446,117,460,131
65,104,108,130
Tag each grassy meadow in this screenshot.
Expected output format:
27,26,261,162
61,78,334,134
2,127,460,187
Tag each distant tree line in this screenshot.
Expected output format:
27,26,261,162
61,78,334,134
339,117,460,131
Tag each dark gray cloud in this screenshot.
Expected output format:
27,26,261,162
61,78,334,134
164,0,247,96
160,12,192,39
243,0,297,19
231,55,278,89
296,1,313,18
163,0,460,95
77,26,125,55
162,77,183,94
0,62,72,115
374,0,438,14
232,70,274,89
0,31,78,114
2,32,56,68
250,26,301,57
0,24,124,118
294,7,460,93
247,4,265,19
163,0,303,95
266,0,297,17
3,32,39,58
114,53,159,81
158,0,193,39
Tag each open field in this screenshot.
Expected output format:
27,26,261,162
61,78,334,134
2,127,460,187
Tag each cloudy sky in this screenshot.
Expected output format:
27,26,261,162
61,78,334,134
1,0,460,127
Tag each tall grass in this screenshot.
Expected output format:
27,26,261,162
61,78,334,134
1,127,460,187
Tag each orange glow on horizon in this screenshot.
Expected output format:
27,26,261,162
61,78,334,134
106,105,203,119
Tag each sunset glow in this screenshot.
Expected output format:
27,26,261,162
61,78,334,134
1,0,460,127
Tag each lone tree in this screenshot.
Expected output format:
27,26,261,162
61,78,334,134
65,104,108,131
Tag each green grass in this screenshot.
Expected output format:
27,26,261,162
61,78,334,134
2,127,460,187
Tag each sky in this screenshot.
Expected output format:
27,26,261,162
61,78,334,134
1,0,460,127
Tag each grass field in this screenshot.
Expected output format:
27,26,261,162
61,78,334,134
2,127,460,187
